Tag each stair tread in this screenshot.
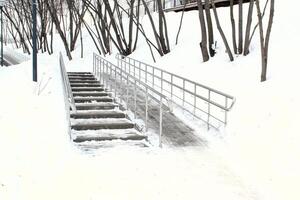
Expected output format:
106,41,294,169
71,84,103,87
72,92,111,97
71,118,135,130
71,118,133,125
72,129,146,142
70,110,125,119
75,103,118,110
74,96,112,100
74,96,113,103
75,102,118,106
72,87,104,89
70,80,99,83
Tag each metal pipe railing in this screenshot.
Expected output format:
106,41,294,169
59,52,76,112
93,53,169,147
115,53,236,129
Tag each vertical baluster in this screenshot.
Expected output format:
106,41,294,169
183,80,185,107
126,75,129,109
207,90,211,130
161,71,163,94
93,54,95,74
145,87,148,132
152,67,155,88
225,97,228,125
139,62,141,84
114,65,117,98
193,84,197,117
171,75,173,101
134,80,137,119
159,95,163,148
145,65,148,84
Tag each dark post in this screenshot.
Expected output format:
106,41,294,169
1,6,3,67
32,0,37,82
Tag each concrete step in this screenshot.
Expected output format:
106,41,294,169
75,102,118,110
68,74,94,77
72,130,146,143
69,80,99,84
70,83,103,88
70,110,125,119
74,96,113,103
68,72,92,75
72,87,105,92
71,119,135,130
75,140,148,149
72,92,111,97
68,77,97,81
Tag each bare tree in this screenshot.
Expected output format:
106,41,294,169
255,0,275,82
244,0,254,55
204,0,215,57
230,0,237,54
197,0,209,62
45,0,72,60
238,0,243,54
175,0,187,45
141,0,170,56
211,0,234,61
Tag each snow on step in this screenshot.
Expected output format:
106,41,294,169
68,77,97,81
76,140,148,150
74,96,113,103
71,118,135,130
70,110,125,119
71,83,103,88
72,87,105,92
72,91,111,97
75,102,118,110
69,80,99,84
72,129,146,142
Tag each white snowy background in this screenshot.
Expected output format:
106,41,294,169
1,1,299,199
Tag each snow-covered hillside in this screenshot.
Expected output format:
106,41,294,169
1,1,300,200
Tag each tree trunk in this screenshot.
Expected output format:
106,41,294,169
204,0,215,57
244,0,254,55
230,0,237,54
238,0,243,54
197,0,209,62
211,0,234,61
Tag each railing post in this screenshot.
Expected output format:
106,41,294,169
134,80,137,119
93,53,95,74
114,65,117,98
207,90,211,130
183,80,186,107
139,62,141,84
145,65,148,84
171,75,173,101
159,96,163,148
152,67,154,88
98,59,101,82
225,97,228,125
145,87,149,132
193,84,197,117
110,66,113,91
161,71,163,94
126,75,129,109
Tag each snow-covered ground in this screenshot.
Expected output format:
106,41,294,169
1,1,300,199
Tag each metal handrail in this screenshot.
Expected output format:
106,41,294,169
115,53,236,129
59,52,76,112
93,53,170,147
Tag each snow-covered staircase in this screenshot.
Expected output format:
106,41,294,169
67,72,148,148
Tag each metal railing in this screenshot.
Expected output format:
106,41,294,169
93,53,171,147
124,0,202,17
115,53,235,130
59,52,76,117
